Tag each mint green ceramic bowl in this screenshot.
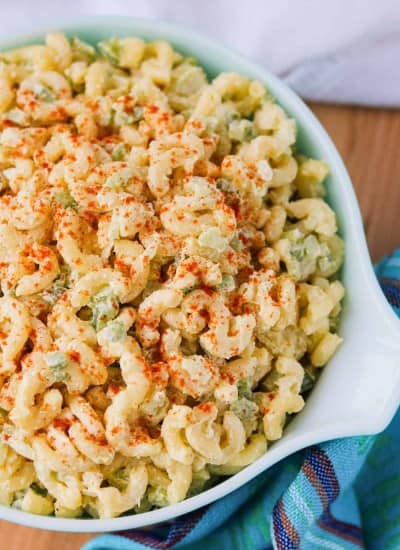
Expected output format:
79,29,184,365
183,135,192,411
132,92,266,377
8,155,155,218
0,16,399,533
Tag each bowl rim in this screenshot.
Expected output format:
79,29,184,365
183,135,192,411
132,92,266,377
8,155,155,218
0,14,399,534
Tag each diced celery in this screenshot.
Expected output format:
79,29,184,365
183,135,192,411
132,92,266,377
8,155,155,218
281,229,321,280
104,173,123,190
101,321,127,342
104,167,131,189
148,485,169,507
45,351,69,369
230,397,258,421
107,467,129,491
33,83,56,103
216,177,234,193
173,65,206,96
44,351,69,381
228,119,255,142
111,143,127,161
113,105,143,126
317,234,344,277
237,377,253,399
55,190,78,210
41,266,70,305
98,38,122,65
140,391,168,421
91,289,119,331
70,37,96,63
304,234,320,257
134,495,153,513
198,227,229,252
205,116,219,133
230,397,259,437
295,156,328,198
216,274,235,293
187,468,211,497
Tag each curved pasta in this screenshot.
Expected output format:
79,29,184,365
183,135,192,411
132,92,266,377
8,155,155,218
0,297,31,374
0,32,344,519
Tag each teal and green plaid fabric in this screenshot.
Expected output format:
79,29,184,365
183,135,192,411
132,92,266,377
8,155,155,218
85,249,400,550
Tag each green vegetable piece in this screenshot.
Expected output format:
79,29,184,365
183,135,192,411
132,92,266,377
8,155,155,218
304,234,320,256
111,143,127,161
44,351,69,381
295,156,328,198
55,190,78,210
290,234,319,262
134,495,153,513
230,397,260,438
282,229,321,280
129,106,144,123
216,274,236,293
70,37,96,63
104,174,123,190
225,109,240,123
98,38,122,65
34,84,56,103
216,177,233,192
104,166,132,190
173,65,206,96
107,468,129,491
113,105,144,126
101,321,127,342
91,289,119,331
205,116,219,133
148,485,169,507
228,119,255,142
41,267,70,305
230,397,258,421
45,351,68,369
198,227,229,252
237,378,253,399
316,234,344,277
187,468,211,497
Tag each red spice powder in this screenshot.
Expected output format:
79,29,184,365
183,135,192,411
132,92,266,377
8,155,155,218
196,402,213,414
53,417,71,431
108,385,121,396
69,351,81,363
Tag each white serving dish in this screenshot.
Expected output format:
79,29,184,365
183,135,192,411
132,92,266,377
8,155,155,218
0,15,399,534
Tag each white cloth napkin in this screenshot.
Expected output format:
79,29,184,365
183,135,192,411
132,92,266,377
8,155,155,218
2,0,400,107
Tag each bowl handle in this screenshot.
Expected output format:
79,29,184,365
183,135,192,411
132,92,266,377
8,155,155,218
289,278,400,441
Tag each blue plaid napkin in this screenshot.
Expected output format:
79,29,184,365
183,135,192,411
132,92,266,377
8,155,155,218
84,249,400,550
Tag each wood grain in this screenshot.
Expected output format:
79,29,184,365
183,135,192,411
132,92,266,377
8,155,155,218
310,103,400,262
1,103,399,549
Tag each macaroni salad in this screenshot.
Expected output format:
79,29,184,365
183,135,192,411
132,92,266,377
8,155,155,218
0,34,344,519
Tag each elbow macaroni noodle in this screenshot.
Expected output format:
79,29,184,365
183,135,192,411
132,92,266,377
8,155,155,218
0,33,344,519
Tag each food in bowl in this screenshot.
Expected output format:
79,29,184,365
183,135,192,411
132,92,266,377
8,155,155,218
0,33,344,519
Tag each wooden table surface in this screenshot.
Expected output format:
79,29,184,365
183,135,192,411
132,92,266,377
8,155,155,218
1,103,399,550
